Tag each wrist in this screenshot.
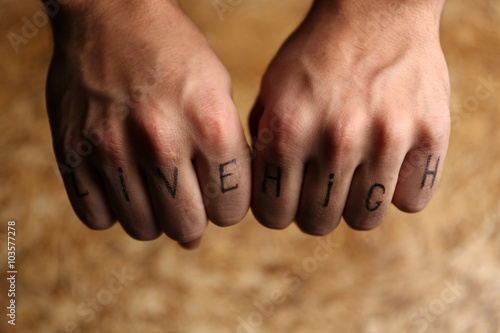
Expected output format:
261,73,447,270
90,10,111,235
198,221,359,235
311,0,445,39
303,0,446,62
43,0,180,45
313,0,446,15
42,0,179,26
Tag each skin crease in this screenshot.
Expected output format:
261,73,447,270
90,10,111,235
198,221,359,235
250,0,450,234
45,0,450,246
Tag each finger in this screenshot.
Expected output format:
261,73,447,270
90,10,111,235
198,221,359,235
250,110,308,229
295,117,365,235
179,236,202,250
343,153,407,230
193,107,252,227
125,111,210,243
94,133,162,240
58,161,116,230
145,158,208,243
393,140,448,213
295,158,354,236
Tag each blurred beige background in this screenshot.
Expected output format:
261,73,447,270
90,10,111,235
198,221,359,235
1,0,500,332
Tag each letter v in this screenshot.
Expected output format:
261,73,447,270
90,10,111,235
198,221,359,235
157,167,178,198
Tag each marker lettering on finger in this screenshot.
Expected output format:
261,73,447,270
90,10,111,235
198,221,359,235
420,154,440,189
365,183,385,212
261,162,282,198
157,167,178,198
323,173,335,207
219,159,239,193
118,167,130,202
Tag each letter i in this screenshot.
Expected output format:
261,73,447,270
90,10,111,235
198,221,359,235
323,173,334,207
118,167,130,202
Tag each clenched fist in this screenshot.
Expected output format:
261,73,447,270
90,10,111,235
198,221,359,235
250,0,450,234
46,0,251,247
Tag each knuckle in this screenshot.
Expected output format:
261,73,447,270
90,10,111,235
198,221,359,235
164,200,207,243
347,223,379,231
210,211,245,227
70,202,115,231
264,111,307,158
393,196,429,213
56,136,88,168
376,120,408,153
324,118,364,157
251,207,291,230
418,121,450,148
206,199,249,228
81,215,114,231
344,215,382,231
202,116,234,150
55,120,112,166
297,220,337,236
369,121,411,162
296,206,340,236
269,127,300,157
120,219,162,241
190,99,237,152
168,225,205,244
95,125,127,163
129,113,182,165
126,229,162,241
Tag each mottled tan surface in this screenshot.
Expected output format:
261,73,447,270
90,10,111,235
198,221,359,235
1,1,500,332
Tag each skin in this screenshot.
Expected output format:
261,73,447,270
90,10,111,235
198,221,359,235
250,0,450,234
45,0,450,245
45,0,252,247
